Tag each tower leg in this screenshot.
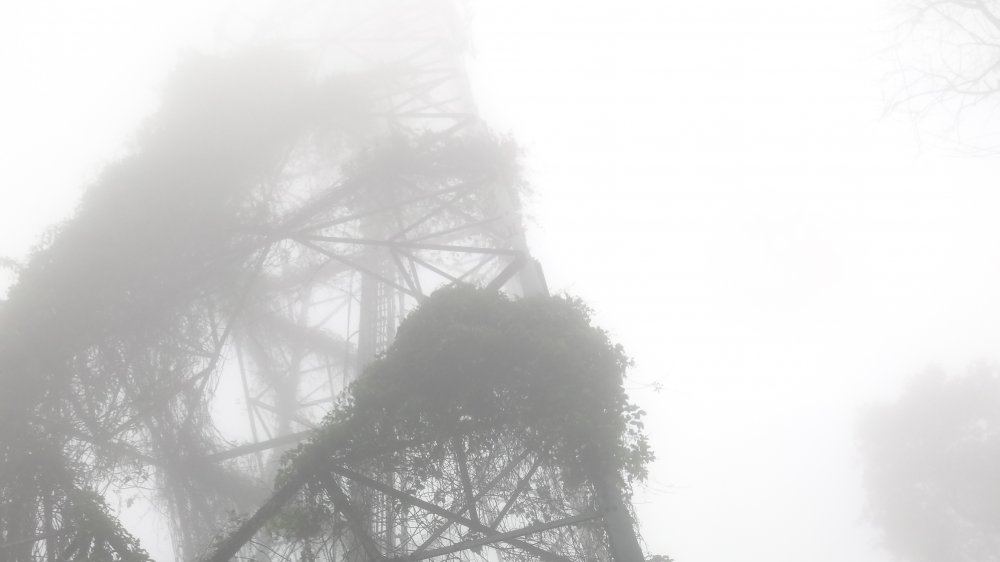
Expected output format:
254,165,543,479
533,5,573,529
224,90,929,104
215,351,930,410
594,470,645,562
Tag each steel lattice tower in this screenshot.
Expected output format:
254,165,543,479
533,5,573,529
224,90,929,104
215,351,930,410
0,1,648,561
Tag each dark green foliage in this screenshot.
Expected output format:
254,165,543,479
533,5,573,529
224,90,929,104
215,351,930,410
0,46,362,416
0,40,534,560
259,286,651,556
0,439,150,562
281,285,651,490
53,488,152,562
0,46,369,560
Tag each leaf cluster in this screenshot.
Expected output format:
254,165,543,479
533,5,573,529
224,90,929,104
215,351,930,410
282,285,652,488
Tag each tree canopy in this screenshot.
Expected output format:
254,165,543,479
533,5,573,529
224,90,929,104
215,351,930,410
858,364,1000,562
893,0,1000,151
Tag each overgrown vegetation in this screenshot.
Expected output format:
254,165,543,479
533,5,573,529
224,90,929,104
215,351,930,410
199,286,652,560
0,43,545,560
0,47,375,559
282,285,651,487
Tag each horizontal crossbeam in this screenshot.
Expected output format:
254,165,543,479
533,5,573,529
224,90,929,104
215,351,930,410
303,235,522,257
330,464,577,562
205,430,314,462
390,511,603,562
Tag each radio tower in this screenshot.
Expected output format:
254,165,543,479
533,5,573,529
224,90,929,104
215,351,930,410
193,2,647,560
0,1,648,561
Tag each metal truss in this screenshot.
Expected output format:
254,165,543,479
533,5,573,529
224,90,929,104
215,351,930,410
209,0,541,479
202,432,642,562
0,1,646,561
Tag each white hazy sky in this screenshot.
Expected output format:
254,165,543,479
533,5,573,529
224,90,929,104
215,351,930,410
4,1,1000,561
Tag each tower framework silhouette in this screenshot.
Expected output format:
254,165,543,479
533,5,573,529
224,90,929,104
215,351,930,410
0,2,648,561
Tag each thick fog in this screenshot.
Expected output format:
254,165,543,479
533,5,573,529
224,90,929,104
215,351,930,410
3,1,1000,561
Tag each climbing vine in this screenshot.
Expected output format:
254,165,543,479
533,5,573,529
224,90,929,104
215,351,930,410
276,285,652,522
